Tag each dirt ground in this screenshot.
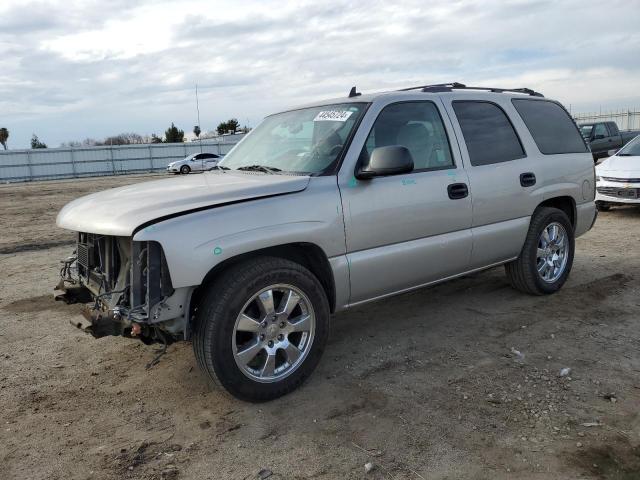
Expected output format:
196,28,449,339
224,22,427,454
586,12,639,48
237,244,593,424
1,174,639,480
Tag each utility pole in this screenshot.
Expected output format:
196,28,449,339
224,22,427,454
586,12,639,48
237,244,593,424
195,83,202,153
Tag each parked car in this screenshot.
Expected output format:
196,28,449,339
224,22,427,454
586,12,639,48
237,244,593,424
167,152,221,174
595,134,640,211
55,83,596,402
578,121,640,161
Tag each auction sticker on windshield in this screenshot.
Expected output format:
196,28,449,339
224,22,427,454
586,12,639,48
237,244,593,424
314,110,353,122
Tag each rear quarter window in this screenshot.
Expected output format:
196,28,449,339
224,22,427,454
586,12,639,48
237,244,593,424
452,101,526,166
512,99,588,154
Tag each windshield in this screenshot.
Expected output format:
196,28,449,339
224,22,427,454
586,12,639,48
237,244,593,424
579,124,593,138
615,135,640,156
218,103,366,174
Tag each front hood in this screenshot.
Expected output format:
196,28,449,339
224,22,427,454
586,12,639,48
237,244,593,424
597,156,640,175
57,172,310,236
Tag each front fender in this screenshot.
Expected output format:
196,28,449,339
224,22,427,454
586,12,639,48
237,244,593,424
133,179,345,288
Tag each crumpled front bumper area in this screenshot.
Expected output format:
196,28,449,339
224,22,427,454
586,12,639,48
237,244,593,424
54,281,129,338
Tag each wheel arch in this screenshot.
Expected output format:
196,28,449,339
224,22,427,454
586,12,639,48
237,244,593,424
189,242,337,330
536,196,576,230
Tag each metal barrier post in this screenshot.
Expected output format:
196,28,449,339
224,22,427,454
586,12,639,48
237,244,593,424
148,145,154,172
109,146,116,175
26,150,33,182
70,148,77,178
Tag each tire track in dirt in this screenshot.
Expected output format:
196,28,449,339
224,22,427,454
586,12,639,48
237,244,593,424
0,239,75,255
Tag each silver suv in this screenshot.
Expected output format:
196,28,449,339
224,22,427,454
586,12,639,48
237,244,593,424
56,83,597,401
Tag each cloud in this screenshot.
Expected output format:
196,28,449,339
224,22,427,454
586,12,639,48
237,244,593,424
1,0,639,147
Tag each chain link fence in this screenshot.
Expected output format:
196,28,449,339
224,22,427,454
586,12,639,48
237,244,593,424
573,109,640,131
0,135,244,183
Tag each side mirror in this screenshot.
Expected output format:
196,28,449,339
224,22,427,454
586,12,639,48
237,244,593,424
356,145,414,180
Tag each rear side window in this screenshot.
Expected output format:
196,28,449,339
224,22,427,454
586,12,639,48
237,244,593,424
512,99,588,154
452,101,525,166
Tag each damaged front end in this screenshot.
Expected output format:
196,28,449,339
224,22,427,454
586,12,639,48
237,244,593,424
55,233,191,345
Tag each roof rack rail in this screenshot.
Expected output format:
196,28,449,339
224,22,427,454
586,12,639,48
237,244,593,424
398,82,544,97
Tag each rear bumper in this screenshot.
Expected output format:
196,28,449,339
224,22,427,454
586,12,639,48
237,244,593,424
575,202,597,237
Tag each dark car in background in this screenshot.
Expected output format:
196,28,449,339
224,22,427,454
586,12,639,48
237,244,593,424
579,121,640,160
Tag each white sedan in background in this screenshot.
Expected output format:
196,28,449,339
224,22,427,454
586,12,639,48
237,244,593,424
167,152,222,174
596,135,640,211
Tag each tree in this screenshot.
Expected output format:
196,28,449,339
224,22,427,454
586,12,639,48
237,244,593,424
150,133,163,143
164,123,184,143
103,132,145,145
193,125,201,138
216,118,240,135
31,134,47,149
226,118,239,132
0,127,8,150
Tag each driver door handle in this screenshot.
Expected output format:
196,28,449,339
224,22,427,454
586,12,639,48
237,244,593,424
448,183,468,200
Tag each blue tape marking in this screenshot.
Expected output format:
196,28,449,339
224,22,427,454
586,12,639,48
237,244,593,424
401,179,416,185
347,176,358,188
213,247,223,255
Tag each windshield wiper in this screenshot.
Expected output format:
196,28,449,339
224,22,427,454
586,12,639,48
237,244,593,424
236,165,282,174
208,165,231,171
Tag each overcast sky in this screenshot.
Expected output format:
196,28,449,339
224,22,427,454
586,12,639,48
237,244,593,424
1,0,639,148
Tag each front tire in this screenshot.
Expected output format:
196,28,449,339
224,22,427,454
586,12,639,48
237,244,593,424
193,257,330,402
505,207,574,295
180,165,190,174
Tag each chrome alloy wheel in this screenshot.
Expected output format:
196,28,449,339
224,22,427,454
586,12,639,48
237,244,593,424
232,284,315,383
536,222,569,283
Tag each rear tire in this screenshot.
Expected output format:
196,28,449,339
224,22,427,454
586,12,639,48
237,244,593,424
505,207,574,295
192,256,330,402
180,165,190,174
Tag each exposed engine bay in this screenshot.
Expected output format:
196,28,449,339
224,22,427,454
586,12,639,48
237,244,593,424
55,233,192,345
